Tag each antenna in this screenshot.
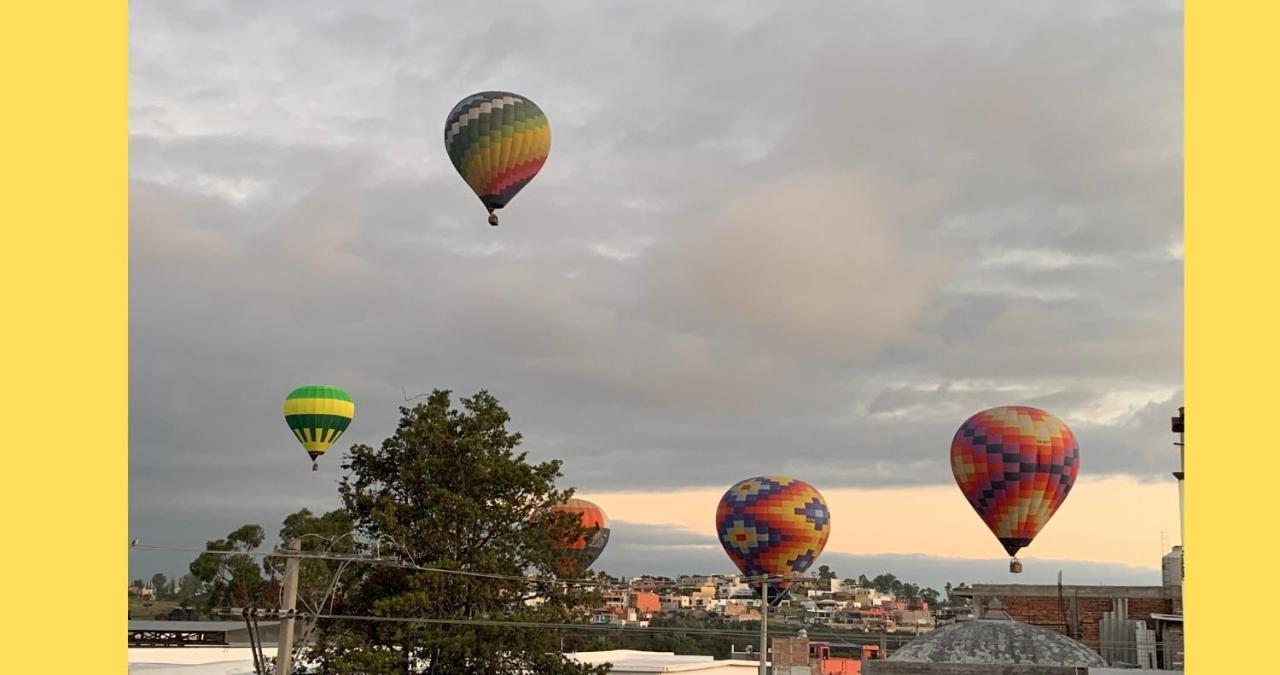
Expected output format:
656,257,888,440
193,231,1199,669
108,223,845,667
402,386,430,402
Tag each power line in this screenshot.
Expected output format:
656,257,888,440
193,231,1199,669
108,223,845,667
130,541,781,586
215,608,918,646
133,543,610,585
294,612,919,644
223,610,751,638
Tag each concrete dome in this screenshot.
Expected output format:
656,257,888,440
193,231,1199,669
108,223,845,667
888,600,1105,667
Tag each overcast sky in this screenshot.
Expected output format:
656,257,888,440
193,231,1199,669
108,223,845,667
128,1,1183,583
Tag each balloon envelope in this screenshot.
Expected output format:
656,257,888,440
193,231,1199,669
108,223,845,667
716,476,830,604
950,405,1078,557
282,385,354,466
549,498,610,572
444,91,550,224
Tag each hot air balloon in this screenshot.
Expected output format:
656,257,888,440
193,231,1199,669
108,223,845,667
444,91,551,226
282,385,354,471
716,476,830,605
548,498,610,575
950,405,1079,573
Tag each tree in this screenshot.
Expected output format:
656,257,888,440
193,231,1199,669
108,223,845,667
177,573,203,605
857,574,871,588
871,573,898,594
151,573,168,598
272,507,360,618
189,524,276,610
944,582,953,604
309,390,610,675
920,587,941,606
816,565,837,581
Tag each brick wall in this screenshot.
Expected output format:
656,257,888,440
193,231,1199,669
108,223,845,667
969,589,1172,650
772,636,811,667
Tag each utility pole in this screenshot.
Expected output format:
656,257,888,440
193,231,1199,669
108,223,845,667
1171,406,1185,547
759,579,768,675
277,539,301,675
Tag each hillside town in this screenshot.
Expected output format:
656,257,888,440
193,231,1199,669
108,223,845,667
584,573,955,636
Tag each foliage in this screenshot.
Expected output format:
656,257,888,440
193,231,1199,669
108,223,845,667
189,524,278,611
307,390,610,675
128,597,181,620
566,614,746,659
177,573,204,605
272,507,360,617
870,573,898,594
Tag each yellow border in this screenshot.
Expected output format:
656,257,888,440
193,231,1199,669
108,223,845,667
1,1,1261,670
1186,1,1280,671
1,2,127,670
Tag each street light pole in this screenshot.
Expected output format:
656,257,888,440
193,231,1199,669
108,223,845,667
759,579,769,675
276,539,301,675
1171,406,1185,547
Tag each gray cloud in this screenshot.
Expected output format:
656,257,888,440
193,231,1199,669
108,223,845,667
129,1,1182,578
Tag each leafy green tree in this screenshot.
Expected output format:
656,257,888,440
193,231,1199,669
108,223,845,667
920,587,941,606
871,573,898,593
271,507,359,617
597,614,742,658
189,524,276,610
177,573,203,605
816,565,837,581
309,390,609,675
151,573,168,598
857,574,871,588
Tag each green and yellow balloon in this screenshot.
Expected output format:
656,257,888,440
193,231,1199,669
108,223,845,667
283,385,354,471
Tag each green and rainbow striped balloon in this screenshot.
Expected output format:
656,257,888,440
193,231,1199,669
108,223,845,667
444,91,551,226
283,385,354,471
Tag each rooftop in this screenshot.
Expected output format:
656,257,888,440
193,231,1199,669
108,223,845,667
885,600,1105,668
129,621,278,632
569,650,758,673
953,584,1166,599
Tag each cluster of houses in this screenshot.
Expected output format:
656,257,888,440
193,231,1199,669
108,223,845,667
586,574,970,633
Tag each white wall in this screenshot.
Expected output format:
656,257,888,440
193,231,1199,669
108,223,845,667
128,648,257,675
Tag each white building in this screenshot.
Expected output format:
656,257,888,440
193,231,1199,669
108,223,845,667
571,650,760,673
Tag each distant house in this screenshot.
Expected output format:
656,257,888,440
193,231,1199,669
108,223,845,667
721,601,761,623
602,590,628,609
629,591,661,616
628,576,671,592
660,594,693,611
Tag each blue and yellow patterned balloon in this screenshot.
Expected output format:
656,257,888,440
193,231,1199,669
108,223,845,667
716,476,831,603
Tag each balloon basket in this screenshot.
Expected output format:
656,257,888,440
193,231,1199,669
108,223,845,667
312,462,319,472
1009,558,1022,574
488,213,499,226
